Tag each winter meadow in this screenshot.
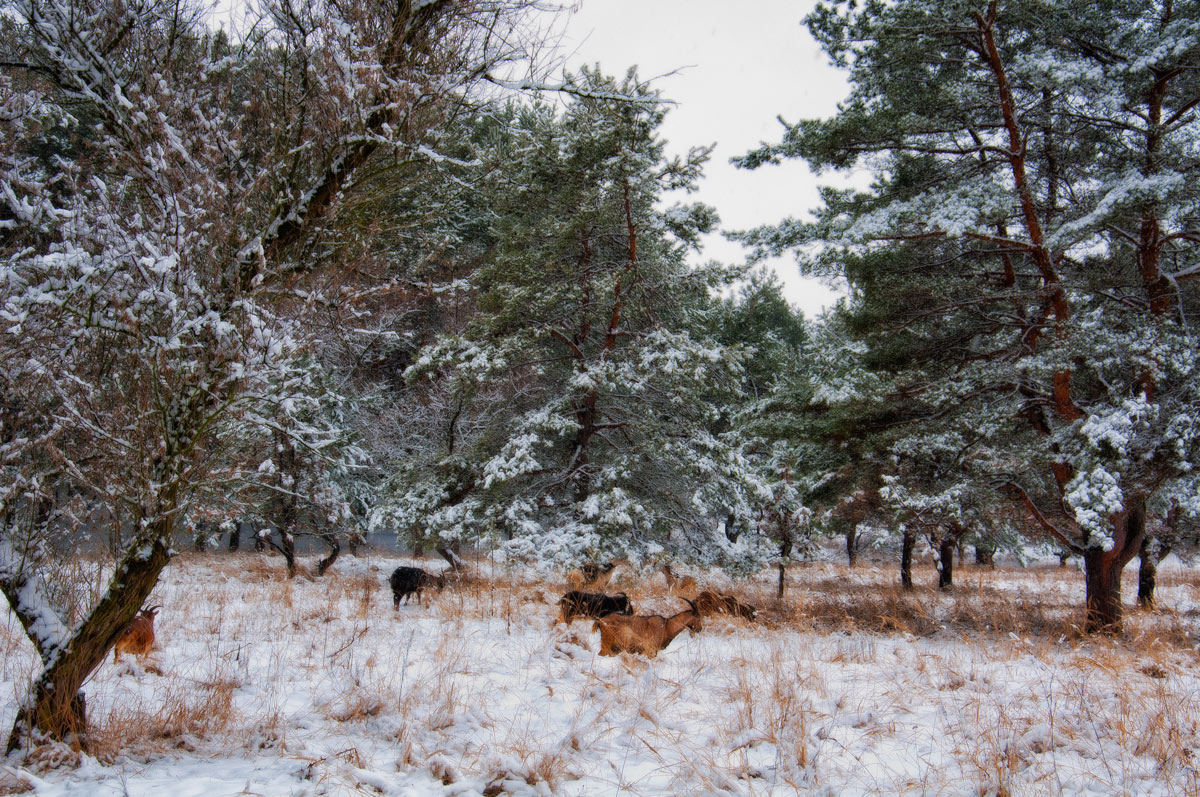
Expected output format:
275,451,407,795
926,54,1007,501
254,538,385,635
2,0,1200,794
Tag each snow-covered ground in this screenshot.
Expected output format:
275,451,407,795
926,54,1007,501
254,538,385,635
1,552,1198,795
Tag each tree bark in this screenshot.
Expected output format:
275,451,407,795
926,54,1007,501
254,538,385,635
777,534,793,599
936,535,955,591
974,543,995,567
316,533,340,576
259,530,298,578
7,535,172,752
272,430,300,578
436,545,464,573
228,521,241,551
1083,500,1147,634
1137,534,1170,608
846,527,859,567
1137,538,1157,608
900,530,915,591
725,512,740,544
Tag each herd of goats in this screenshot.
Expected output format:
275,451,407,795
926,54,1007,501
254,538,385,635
107,560,759,668
390,560,758,658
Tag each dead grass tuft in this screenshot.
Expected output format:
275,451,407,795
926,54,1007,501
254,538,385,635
326,691,387,724
89,677,237,759
0,770,34,795
21,740,83,773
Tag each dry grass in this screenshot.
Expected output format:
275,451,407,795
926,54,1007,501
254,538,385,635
4,551,1199,794
729,561,1200,650
89,674,239,759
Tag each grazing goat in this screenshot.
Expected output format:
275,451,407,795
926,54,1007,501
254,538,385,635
565,559,624,591
390,566,445,608
660,564,697,595
557,590,633,625
593,600,702,657
694,590,757,621
113,605,159,662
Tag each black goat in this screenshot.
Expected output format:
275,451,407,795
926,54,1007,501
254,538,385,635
389,566,445,608
557,590,633,624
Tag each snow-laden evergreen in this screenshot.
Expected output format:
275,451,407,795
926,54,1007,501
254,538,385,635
737,0,1200,629
372,71,774,571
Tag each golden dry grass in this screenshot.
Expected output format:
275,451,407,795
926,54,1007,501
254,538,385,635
6,551,1198,794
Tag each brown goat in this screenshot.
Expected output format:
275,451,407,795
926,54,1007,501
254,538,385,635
593,600,702,657
694,590,757,621
113,605,159,661
566,559,625,592
660,564,697,596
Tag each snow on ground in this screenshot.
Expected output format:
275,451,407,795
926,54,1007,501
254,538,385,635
0,552,1198,795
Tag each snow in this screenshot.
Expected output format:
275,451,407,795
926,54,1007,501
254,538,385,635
2,553,1197,795
0,540,68,661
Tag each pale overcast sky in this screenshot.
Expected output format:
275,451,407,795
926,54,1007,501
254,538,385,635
553,0,856,317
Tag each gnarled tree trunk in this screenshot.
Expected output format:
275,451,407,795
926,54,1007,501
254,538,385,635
316,533,340,576
1137,534,1170,609
6,535,172,752
437,544,465,573
1083,499,1147,634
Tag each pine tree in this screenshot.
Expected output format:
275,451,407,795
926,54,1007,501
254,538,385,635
739,0,1200,632
375,70,770,570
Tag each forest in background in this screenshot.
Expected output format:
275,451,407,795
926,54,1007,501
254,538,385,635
2,0,1200,754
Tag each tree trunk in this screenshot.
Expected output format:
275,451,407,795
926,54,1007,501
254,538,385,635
936,535,955,591
228,521,241,551
900,530,915,591
777,533,793,599
279,532,297,578
1137,539,1157,608
974,543,995,568
1137,535,1169,609
725,512,740,544
845,527,858,567
7,536,172,752
316,533,340,576
436,545,464,573
1083,548,1123,634
1083,500,1147,634
258,528,298,577
271,430,300,578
